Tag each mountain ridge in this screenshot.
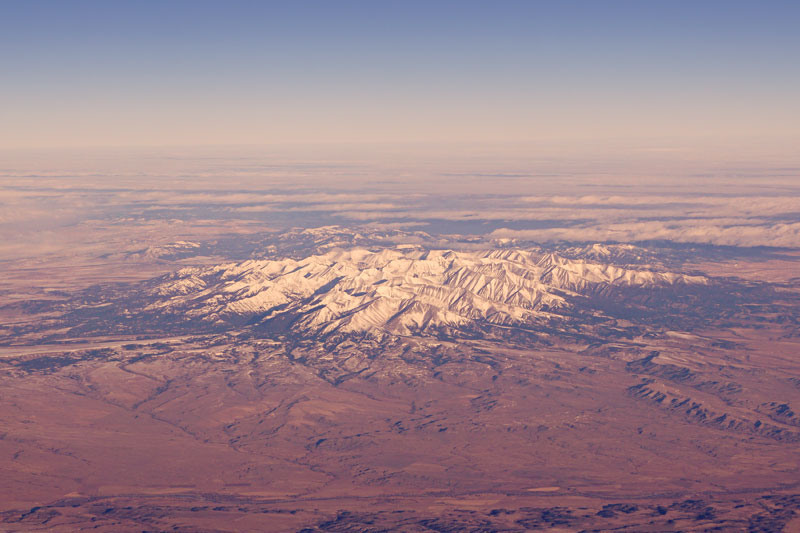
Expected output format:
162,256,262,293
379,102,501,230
143,246,707,338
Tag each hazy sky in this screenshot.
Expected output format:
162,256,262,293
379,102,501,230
2,1,799,150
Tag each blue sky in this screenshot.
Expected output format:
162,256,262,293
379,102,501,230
2,0,799,149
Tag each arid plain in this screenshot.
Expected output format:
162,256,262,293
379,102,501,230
2,157,800,531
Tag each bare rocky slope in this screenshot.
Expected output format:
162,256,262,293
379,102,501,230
141,247,707,338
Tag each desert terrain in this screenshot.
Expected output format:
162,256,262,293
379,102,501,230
1,223,799,532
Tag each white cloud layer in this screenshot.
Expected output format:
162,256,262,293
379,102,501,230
490,220,800,248
2,159,799,249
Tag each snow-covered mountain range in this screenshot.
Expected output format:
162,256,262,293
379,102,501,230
143,247,707,337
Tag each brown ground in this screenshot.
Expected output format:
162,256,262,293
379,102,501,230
1,245,799,531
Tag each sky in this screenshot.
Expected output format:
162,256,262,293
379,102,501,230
1,0,799,151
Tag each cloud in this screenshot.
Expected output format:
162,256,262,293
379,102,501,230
3,161,800,250
234,202,401,213
490,220,800,248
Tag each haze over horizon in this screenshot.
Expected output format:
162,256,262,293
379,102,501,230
2,0,799,156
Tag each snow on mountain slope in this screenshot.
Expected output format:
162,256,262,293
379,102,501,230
145,247,707,336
